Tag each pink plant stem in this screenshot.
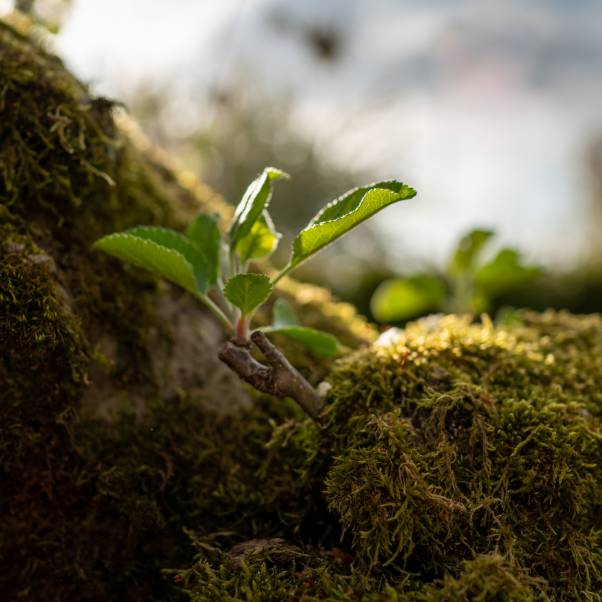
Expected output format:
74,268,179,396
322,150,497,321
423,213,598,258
236,316,249,343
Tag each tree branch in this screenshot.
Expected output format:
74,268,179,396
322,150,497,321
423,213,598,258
218,330,325,421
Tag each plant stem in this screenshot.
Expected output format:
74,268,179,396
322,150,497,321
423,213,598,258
229,250,241,279
196,293,234,332
271,263,294,286
236,315,250,343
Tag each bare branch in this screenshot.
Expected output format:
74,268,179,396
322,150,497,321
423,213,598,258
218,331,325,421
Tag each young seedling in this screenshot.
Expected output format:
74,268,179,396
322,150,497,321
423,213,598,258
371,229,542,323
94,168,416,420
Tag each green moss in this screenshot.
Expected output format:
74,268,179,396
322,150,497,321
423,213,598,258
178,548,546,601
321,312,602,598
0,16,205,407
274,277,376,348
176,535,420,602
174,312,601,601
423,554,546,601
0,227,87,422
1,393,297,601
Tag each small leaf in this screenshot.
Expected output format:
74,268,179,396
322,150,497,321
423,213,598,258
235,211,281,264
93,232,198,294
263,298,339,356
126,226,211,293
474,248,541,298
224,273,273,316
186,213,221,284
271,298,298,328
229,167,288,251
286,181,415,271
449,229,494,277
370,274,447,322
263,326,339,358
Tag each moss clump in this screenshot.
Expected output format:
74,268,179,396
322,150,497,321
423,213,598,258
0,228,87,423
423,554,546,601
177,543,352,601
322,311,602,598
3,387,331,600
274,277,376,348
179,311,602,601
178,548,543,602
0,14,215,411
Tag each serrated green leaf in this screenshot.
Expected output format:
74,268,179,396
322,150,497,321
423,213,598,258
474,248,541,298
93,232,198,294
224,273,273,316
370,274,447,322
235,211,281,264
186,213,221,284
286,181,415,272
126,226,211,293
449,229,494,277
229,167,288,251
263,326,339,358
271,298,298,328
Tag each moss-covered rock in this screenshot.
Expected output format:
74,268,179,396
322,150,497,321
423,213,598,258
1,395,301,600
322,311,601,598
0,14,372,601
0,228,87,423
180,311,602,601
2,13,601,602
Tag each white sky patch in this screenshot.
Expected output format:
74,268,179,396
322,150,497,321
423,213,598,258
0,0,13,16
57,0,238,95
54,0,602,267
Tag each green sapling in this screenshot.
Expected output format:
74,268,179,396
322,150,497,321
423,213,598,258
93,167,415,418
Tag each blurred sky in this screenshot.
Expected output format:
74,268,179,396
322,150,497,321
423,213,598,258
8,0,602,268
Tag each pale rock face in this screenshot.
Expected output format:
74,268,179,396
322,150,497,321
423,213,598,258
375,315,447,348
148,293,252,414
374,327,403,348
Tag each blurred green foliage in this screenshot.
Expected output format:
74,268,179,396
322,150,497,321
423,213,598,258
371,229,542,322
